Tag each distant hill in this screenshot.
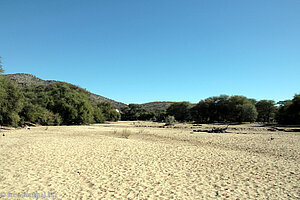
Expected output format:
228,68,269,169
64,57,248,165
6,73,127,110
140,101,174,112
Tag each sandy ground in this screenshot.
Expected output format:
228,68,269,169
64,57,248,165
0,121,299,199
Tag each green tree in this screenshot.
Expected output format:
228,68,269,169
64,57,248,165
191,95,230,123
93,106,105,123
192,95,258,123
22,83,95,125
166,102,192,122
236,103,258,122
165,115,175,126
121,104,145,120
96,102,120,122
228,95,257,122
277,94,300,124
154,110,167,122
191,100,210,123
120,104,157,121
0,76,24,126
255,100,277,122
20,104,62,125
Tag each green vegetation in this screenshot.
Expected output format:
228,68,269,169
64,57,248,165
96,102,120,122
120,95,299,125
164,115,176,126
19,83,120,125
0,76,23,127
121,129,131,139
276,94,300,124
191,95,257,123
0,59,120,127
255,100,277,122
166,102,192,122
121,104,156,121
21,83,95,125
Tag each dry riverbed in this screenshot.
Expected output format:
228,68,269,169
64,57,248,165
0,121,299,199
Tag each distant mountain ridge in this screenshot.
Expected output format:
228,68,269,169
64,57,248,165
6,73,127,110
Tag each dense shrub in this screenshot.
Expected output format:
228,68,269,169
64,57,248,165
0,76,24,127
255,100,277,122
95,102,120,122
21,83,94,125
93,106,106,123
166,102,192,122
20,104,62,125
191,95,230,123
21,83,120,125
227,96,257,122
121,104,155,121
192,95,257,123
164,115,175,126
277,94,300,124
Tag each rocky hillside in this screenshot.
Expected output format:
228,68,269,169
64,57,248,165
140,101,174,112
6,73,127,110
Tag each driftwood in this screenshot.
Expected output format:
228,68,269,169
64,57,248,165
284,128,300,132
208,125,229,133
268,127,285,132
193,125,229,133
268,127,300,132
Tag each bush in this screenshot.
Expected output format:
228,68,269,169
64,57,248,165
22,83,95,125
236,103,258,122
166,102,192,122
121,104,153,121
20,104,62,125
228,96,257,122
93,106,105,123
191,95,258,123
255,100,277,122
165,115,175,126
121,129,131,139
277,94,300,124
0,76,24,127
96,102,120,122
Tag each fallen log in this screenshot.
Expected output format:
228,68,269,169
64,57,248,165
208,125,229,133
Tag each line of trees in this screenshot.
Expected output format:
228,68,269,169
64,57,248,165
1,58,299,126
121,94,300,125
0,61,120,127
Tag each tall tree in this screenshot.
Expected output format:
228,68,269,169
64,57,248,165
255,100,277,122
0,76,24,127
277,94,300,124
120,104,154,121
228,95,257,122
191,100,210,123
22,83,95,125
166,102,192,122
191,95,230,123
96,102,120,122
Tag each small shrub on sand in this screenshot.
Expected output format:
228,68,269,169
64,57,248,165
121,129,131,139
165,115,175,126
138,129,149,134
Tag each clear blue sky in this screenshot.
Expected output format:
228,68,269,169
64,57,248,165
1,0,299,104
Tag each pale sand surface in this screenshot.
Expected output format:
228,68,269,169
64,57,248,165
0,121,299,199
